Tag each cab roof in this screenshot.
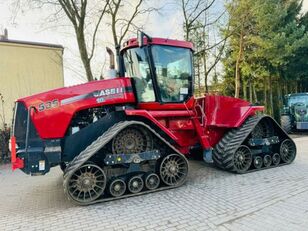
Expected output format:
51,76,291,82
121,37,194,52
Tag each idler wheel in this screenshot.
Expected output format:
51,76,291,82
145,173,160,190
128,176,144,194
253,156,263,169
280,139,296,164
160,153,188,186
66,163,106,204
109,178,126,197
233,145,252,173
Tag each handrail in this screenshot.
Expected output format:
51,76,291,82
25,106,37,153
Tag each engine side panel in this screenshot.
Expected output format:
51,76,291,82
125,109,199,154
62,111,126,162
17,78,135,139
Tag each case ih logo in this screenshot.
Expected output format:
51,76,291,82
60,87,126,106
93,87,124,97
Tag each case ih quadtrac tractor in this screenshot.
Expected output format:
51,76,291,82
280,93,308,133
11,32,296,205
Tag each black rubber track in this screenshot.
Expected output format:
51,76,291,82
213,115,296,174
63,120,189,206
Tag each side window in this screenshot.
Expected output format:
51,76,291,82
123,48,155,102
151,46,192,103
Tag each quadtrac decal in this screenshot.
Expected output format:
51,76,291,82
38,99,59,112
60,87,129,106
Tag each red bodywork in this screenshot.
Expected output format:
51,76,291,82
18,78,135,139
15,76,263,155
12,37,264,170
11,136,24,170
127,95,263,153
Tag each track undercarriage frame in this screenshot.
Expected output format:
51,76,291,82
63,121,189,205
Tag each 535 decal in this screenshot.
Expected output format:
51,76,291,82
38,99,59,112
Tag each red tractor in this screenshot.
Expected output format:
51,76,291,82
11,32,296,205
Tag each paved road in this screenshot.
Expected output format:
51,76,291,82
0,137,308,231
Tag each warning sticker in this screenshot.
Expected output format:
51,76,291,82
39,160,45,171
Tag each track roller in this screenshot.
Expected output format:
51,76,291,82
253,156,263,169
160,153,188,186
128,176,144,194
109,178,126,197
263,155,272,168
272,153,281,166
144,173,160,190
66,163,107,204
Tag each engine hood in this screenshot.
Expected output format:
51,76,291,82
18,78,134,107
16,77,135,139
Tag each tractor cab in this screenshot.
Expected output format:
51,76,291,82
120,33,194,106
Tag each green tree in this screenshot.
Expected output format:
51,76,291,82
221,0,308,117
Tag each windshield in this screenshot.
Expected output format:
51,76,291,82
288,95,308,106
151,45,192,102
123,45,193,103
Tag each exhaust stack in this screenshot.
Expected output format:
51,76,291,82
104,47,117,79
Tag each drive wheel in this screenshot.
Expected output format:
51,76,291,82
233,146,252,173
128,176,144,194
145,173,160,190
272,153,281,166
280,139,296,164
109,179,126,197
112,126,153,154
160,153,188,186
263,155,272,167
251,119,273,138
253,156,263,169
66,163,106,204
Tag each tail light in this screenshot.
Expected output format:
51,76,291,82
10,136,16,163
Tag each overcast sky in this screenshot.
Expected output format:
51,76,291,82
0,0,186,86
0,0,307,86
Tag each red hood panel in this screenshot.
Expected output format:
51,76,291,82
18,78,135,139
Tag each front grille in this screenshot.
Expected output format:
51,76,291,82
12,102,40,148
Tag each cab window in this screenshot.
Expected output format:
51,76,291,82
151,46,192,103
123,48,155,102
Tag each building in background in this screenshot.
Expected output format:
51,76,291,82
0,29,64,128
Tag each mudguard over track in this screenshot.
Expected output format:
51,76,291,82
63,120,189,205
213,115,296,173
